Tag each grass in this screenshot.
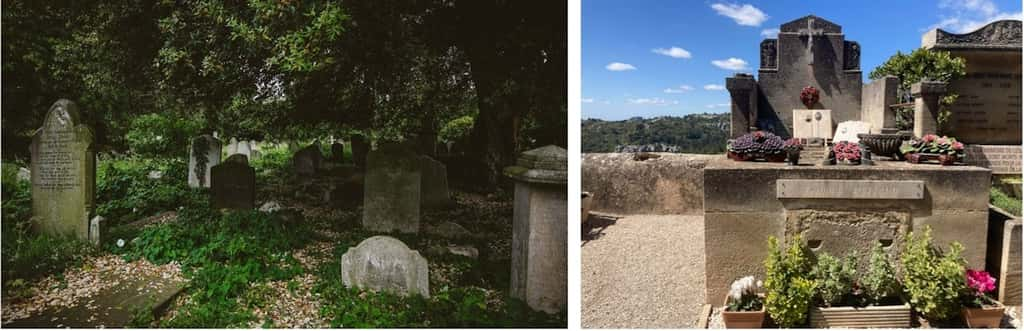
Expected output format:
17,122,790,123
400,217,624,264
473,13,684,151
990,186,1021,216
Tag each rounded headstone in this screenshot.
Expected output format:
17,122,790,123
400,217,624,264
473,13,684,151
341,236,429,298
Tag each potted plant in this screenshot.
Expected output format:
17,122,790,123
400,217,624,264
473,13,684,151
764,235,815,328
801,86,820,109
727,131,786,162
783,138,803,165
722,275,765,328
901,226,967,325
808,244,912,328
961,269,1004,328
899,134,965,165
832,141,862,165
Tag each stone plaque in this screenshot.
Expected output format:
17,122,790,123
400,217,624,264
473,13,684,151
210,154,255,210
30,99,95,240
965,145,1022,174
792,109,833,139
777,179,924,199
832,121,872,143
786,210,911,269
341,235,429,298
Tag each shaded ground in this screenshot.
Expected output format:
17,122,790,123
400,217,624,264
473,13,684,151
581,214,705,328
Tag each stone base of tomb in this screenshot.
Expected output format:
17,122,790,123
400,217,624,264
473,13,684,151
703,158,991,304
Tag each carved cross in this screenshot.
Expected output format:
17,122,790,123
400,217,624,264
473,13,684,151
797,18,825,65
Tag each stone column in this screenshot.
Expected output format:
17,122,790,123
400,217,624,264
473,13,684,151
861,76,900,133
504,145,567,314
911,81,947,138
726,73,758,138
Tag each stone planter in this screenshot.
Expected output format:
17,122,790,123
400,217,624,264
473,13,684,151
905,152,959,165
581,192,592,224
857,132,910,159
721,295,765,328
962,301,1005,328
785,150,801,165
809,303,912,328
836,158,862,165
764,153,787,162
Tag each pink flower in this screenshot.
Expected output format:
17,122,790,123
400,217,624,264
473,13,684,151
936,138,949,146
966,269,996,295
953,142,964,150
922,134,938,143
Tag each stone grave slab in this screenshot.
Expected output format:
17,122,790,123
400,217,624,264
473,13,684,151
832,121,872,143
776,179,924,199
30,99,95,241
341,236,429,298
210,154,255,210
188,135,221,188
792,109,833,140
362,143,421,233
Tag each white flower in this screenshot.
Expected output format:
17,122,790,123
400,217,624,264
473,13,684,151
116,239,125,248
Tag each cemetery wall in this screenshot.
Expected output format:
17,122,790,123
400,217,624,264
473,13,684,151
581,153,713,215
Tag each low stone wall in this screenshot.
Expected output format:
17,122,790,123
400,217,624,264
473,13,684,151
581,153,715,216
965,144,1022,175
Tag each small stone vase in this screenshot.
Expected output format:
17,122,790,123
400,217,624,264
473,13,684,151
785,150,801,165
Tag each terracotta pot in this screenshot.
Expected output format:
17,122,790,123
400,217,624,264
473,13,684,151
786,151,800,165
729,151,752,162
722,295,765,328
765,153,787,162
962,302,1005,328
905,153,921,164
938,153,958,165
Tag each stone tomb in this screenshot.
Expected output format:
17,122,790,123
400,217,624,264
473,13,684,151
30,99,96,240
702,159,991,304
729,15,862,137
341,236,429,298
210,154,256,210
922,20,1022,145
188,134,222,188
362,143,421,233
419,155,451,208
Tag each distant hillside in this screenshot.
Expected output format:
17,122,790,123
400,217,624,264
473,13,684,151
582,113,730,153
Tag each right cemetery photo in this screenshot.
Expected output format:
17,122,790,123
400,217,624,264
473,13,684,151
581,0,1022,328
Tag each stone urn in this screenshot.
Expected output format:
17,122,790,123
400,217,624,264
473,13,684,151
857,131,911,160
962,301,1004,328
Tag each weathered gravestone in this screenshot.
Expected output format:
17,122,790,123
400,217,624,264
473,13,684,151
504,145,568,314
330,142,345,162
729,15,862,137
235,140,252,159
419,155,451,208
832,121,872,143
30,99,96,240
293,144,323,176
226,138,239,156
350,134,369,168
922,20,1022,145
341,236,429,298
210,154,255,210
362,143,421,233
188,135,222,188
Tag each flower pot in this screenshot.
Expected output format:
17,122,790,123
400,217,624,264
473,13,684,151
837,158,861,165
581,192,592,224
938,153,958,165
721,295,765,328
962,302,1004,328
809,303,912,328
728,151,753,162
905,153,921,164
785,151,801,165
765,153,787,163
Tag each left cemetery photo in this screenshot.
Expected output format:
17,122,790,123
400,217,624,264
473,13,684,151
1,1,567,328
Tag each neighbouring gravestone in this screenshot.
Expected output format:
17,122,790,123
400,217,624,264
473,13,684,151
832,121,872,143
331,142,345,162
861,76,900,133
188,135,222,188
729,15,862,137
226,138,239,156
210,154,255,210
236,140,252,159
911,81,948,138
964,145,1023,174
419,155,451,208
792,109,833,141
350,134,369,168
293,144,323,176
922,20,1022,145
363,143,421,233
504,145,567,314
89,215,105,246
17,167,30,182
341,236,429,298
30,99,96,240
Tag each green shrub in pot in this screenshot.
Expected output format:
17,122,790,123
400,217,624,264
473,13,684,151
764,235,815,327
810,252,857,307
862,242,901,305
901,226,966,322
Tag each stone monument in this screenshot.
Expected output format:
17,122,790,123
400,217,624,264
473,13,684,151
362,143,421,233
341,236,430,298
330,141,345,163
350,134,369,169
210,154,256,210
419,155,451,208
188,134,222,188
504,145,567,314
293,144,323,176
30,99,96,240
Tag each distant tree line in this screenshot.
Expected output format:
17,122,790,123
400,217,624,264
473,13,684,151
581,113,730,154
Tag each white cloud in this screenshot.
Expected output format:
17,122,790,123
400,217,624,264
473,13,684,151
711,58,749,71
664,85,694,94
582,98,594,103
930,0,1023,33
941,0,997,16
628,98,675,106
704,84,726,91
760,28,780,38
706,103,731,109
605,62,637,71
710,3,768,27
652,47,692,59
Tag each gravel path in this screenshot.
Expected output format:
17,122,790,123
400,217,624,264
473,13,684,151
582,214,705,328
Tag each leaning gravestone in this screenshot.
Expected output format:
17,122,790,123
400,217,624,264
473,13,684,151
363,143,421,233
188,135,222,188
419,155,451,208
30,99,96,240
293,144,323,176
331,142,345,163
341,236,429,298
210,154,255,210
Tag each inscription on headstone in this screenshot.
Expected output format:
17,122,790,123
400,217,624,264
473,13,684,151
30,99,95,240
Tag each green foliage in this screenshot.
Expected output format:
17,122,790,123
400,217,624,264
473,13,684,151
125,113,202,157
581,114,730,153
810,252,857,307
991,186,1022,216
96,156,198,226
861,242,901,305
901,226,966,322
763,235,815,327
869,48,966,134
440,115,476,145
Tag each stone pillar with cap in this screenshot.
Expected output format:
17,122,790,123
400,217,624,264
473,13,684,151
911,81,948,138
727,73,759,138
503,145,567,314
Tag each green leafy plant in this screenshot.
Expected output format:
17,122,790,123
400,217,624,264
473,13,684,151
869,48,966,133
764,235,815,327
861,242,901,305
810,252,857,307
901,226,966,321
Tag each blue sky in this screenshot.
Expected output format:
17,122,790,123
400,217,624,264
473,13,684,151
582,0,1023,120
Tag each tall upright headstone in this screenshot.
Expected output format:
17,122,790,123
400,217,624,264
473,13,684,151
330,142,346,163
504,145,567,314
363,143,421,233
351,134,369,169
293,144,323,176
729,15,862,137
188,134,222,188
419,155,451,208
30,99,95,240
236,140,252,159
210,154,255,210
922,20,1022,144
